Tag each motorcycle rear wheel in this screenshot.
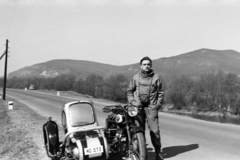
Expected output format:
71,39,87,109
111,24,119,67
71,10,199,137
132,133,146,160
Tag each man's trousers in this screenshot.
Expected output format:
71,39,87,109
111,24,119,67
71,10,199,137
137,106,162,153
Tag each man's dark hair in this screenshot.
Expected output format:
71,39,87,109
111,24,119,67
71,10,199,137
140,56,152,65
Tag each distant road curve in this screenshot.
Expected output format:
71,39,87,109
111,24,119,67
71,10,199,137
6,89,240,160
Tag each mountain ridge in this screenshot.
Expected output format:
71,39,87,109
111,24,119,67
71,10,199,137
8,48,240,80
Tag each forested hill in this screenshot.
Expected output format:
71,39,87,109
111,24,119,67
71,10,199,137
8,48,240,79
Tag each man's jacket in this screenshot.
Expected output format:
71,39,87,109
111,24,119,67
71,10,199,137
127,70,164,109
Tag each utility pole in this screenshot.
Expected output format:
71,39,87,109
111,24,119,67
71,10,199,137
3,39,9,100
0,39,9,100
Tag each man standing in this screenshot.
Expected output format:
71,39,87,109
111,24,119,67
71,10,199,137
127,56,164,160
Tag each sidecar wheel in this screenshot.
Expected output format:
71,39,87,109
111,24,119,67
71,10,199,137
132,133,146,160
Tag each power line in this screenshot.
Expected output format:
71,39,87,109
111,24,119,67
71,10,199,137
14,0,36,47
8,0,36,48
6,1,18,37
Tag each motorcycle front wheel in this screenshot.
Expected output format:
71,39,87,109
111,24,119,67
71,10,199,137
131,133,146,160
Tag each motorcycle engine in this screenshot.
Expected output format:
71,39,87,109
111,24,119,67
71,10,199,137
105,114,127,154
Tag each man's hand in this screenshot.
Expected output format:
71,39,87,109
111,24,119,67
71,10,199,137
130,100,141,107
157,104,163,110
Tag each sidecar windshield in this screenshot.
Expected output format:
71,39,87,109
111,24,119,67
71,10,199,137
69,103,95,127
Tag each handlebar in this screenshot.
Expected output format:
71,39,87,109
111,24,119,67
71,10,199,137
102,105,124,113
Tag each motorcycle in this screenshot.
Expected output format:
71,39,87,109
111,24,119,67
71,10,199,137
43,100,109,160
102,104,146,160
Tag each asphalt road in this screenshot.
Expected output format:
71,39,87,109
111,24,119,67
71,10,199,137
6,89,240,160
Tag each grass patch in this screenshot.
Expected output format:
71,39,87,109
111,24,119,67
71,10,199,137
0,98,60,160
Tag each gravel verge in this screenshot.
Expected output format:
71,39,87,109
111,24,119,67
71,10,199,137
0,98,63,160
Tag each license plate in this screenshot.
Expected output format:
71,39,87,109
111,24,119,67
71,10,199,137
84,146,103,155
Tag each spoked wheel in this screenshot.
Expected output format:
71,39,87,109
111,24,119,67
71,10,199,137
131,133,146,160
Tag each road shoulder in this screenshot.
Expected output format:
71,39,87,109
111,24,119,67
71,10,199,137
0,98,63,160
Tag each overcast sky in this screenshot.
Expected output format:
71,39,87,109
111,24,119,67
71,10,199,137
0,0,240,75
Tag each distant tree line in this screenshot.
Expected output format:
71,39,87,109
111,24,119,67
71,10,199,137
2,70,240,115
166,71,240,115
3,73,129,103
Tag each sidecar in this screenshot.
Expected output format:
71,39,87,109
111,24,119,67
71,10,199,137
43,100,109,160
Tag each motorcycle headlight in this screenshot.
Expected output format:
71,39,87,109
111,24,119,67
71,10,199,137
128,106,138,117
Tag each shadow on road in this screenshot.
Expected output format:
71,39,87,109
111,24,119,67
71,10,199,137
146,144,199,159
161,144,199,159
108,144,199,160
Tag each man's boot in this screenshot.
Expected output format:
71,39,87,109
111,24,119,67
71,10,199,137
155,153,164,160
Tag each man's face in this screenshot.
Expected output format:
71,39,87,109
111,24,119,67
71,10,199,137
140,60,152,72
